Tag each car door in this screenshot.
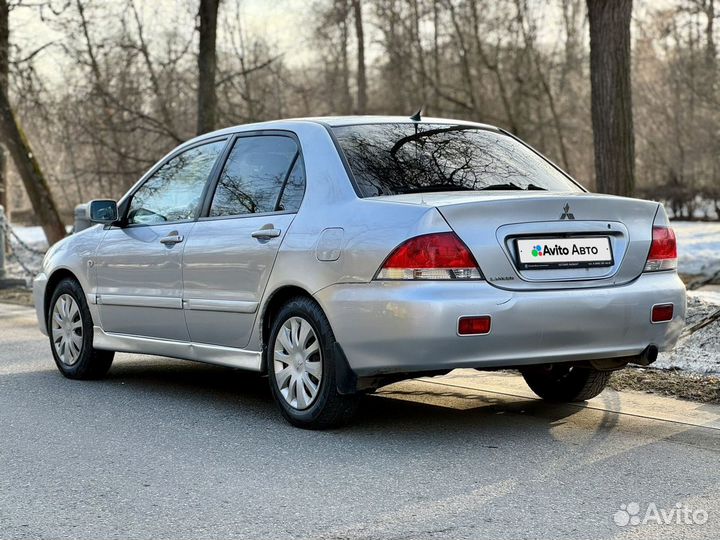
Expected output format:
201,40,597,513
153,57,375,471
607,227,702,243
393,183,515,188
182,133,306,349
94,139,227,341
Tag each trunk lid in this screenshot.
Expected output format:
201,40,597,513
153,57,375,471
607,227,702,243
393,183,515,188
374,191,660,290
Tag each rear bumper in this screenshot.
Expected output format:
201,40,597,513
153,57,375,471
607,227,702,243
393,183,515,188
314,272,686,377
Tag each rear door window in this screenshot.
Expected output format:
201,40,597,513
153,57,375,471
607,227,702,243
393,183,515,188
209,136,303,217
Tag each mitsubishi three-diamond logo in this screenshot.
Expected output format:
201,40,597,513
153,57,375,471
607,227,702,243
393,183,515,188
560,203,575,220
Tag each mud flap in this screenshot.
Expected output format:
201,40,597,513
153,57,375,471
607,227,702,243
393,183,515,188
333,342,358,395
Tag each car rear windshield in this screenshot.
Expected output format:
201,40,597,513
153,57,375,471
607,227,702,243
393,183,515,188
332,123,582,197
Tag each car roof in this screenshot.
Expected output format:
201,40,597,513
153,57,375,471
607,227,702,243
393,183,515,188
188,116,500,147
296,115,499,130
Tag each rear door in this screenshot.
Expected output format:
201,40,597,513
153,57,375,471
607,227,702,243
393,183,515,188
182,133,306,348
94,139,227,340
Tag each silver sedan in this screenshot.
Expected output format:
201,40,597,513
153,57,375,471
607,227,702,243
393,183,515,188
33,116,686,428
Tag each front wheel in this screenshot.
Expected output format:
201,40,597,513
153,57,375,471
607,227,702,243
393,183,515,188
48,278,114,379
521,363,611,402
267,297,360,429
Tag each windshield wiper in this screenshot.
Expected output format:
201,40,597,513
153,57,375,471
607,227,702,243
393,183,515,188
398,184,473,194
479,183,546,191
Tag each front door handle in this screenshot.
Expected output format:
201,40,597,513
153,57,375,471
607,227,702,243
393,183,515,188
251,228,281,239
160,233,184,245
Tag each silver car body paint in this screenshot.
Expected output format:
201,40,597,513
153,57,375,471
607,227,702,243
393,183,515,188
33,116,686,379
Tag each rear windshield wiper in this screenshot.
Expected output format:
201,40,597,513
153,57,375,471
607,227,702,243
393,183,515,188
397,184,474,194
479,183,546,191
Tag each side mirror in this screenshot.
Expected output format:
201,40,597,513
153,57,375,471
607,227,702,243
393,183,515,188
88,199,118,224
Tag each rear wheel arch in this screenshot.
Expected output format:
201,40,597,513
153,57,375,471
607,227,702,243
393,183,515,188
261,285,316,355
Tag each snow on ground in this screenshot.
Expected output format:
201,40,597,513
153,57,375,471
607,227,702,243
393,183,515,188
5,221,720,375
3,225,50,281
671,221,720,278
11,225,49,248
654,290,720,375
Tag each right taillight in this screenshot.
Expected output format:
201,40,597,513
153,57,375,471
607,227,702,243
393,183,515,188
375,232,483,280
644,226,677,272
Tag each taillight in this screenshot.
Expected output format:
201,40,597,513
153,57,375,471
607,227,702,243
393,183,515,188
376,232,483,280
644,226,677,272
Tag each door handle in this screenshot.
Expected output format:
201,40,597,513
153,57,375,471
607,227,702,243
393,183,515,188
160,233,184,245
251,228,281,239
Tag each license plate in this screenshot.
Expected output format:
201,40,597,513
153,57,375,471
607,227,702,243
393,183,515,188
515,237,613,269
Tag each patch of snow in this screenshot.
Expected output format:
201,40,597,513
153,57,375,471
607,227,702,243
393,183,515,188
3,225,47,280
654,293,720,375
9,225,49,249
671,221,720,278
689,286,720,305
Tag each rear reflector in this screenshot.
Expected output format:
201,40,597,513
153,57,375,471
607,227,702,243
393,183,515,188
458,316,491,335
376,232,483,280
644,226,677,272
651,304,674,323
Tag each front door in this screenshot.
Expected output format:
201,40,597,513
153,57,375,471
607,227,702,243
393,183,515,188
95,139,227,341
182,134,306,348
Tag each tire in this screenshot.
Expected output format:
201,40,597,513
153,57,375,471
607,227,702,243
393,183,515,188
47,278,114,380
267,296,360,429
520,363,611,402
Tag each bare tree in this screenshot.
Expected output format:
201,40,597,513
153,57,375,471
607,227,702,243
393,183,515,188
587,0,635,196
0,88,65,243
0,0,8,215
197,0,221,134
0,1,64,243
352,0,367,114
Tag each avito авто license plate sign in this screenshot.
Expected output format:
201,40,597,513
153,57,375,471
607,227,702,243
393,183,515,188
516,237,613,269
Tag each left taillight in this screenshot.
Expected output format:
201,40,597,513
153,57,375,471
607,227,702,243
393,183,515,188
644,226,677,272
375,232,484,280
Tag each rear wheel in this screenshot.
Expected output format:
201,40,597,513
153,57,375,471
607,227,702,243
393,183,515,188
521,363,611,402
267,297,360,429
48,278,114,379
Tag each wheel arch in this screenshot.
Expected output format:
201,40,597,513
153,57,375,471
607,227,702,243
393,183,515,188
260,285,315,353
44,268,82,327
259,283,359,396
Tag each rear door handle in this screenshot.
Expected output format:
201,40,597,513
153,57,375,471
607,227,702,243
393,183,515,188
160,233,184,245
251,228,281,239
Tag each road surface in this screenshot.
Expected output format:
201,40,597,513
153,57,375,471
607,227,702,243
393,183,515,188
1,302,719,539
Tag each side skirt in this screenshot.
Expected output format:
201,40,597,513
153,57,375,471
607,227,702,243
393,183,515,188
93,326,262,371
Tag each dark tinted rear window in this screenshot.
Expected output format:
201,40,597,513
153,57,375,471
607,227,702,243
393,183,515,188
332,123,581,197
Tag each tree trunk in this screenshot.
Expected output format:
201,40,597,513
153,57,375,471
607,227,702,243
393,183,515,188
197,0,221,135
0,0,8,216
352,0,367,114
587,0,635,196
0,90,65,244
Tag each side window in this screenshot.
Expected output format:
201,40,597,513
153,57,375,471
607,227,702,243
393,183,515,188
209,136,300,217
127,140,226,225
277,157,306,212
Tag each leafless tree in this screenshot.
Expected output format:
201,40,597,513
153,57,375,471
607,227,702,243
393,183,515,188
197,0,220,134
587,0,635,196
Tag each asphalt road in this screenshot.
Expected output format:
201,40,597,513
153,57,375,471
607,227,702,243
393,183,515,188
1,302,719,540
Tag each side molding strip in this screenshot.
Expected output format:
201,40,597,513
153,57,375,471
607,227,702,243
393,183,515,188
183,298,259,313
93,327,262,371
97,294,183,309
